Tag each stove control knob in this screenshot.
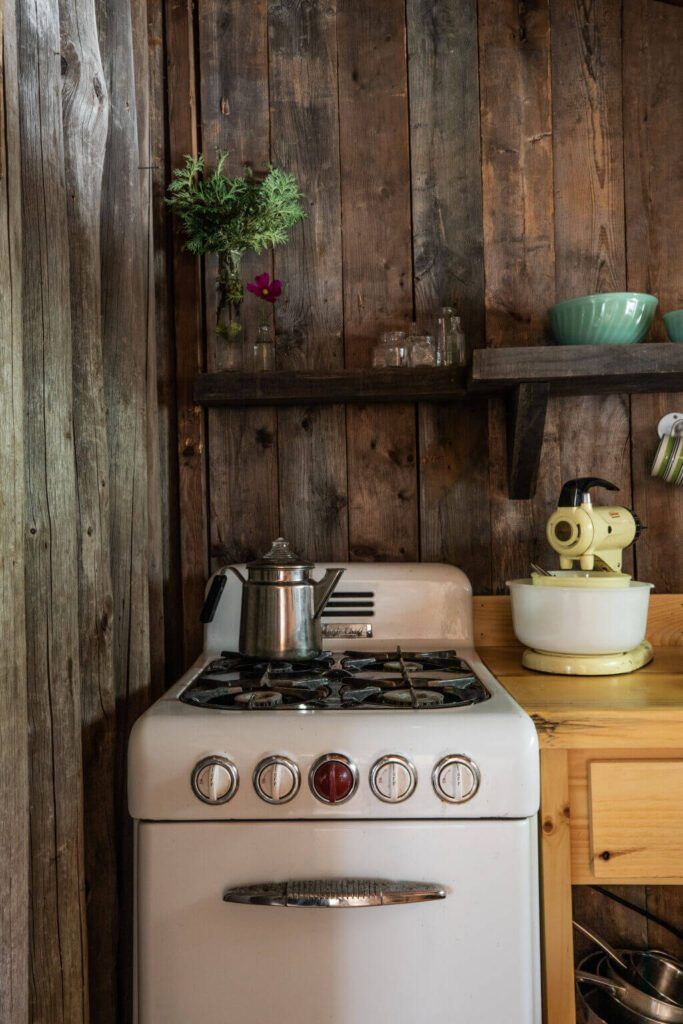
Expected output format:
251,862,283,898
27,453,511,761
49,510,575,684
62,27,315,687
191,756,239,804
433,755,480,804
253,756,300,804
310,754,358,804
369,755,417,803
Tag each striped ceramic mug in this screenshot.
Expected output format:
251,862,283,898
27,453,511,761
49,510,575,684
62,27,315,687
651,415,683,484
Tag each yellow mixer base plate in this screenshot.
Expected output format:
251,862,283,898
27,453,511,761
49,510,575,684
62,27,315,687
522,641,654,676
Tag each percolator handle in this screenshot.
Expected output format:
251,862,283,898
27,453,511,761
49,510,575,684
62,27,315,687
558,478,619,508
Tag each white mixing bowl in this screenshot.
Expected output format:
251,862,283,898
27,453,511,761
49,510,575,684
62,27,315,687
506,579,653,655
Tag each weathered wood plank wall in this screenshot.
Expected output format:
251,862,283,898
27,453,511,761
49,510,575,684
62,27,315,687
164,0,682,637
60,0,116,1018
1,0,163,1019
0,3,28,1022
19,0,90,1016
161,0,683,965
2,1,681,1020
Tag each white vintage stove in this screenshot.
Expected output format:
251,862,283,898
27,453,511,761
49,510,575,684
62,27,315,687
129,563,541,1024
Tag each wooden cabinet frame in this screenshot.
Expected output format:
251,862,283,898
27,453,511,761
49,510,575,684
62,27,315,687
477,594,683,1024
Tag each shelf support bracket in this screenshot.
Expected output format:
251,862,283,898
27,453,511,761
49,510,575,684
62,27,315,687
506,381,550,499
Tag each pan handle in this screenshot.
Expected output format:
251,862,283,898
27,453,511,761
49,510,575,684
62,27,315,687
575,970,624,996
573,919,630,973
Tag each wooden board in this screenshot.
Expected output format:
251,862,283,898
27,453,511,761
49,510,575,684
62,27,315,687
472,344,683,393
132,0,166,702
269,0,348,562
478,0,560,590
572,885,649,971
589,760,683,880
418,399,491,589
551,0,632,577
568,747,678,884
277,406,348,561
198,0,280,573
195,367,467,406
147,0,184,686
482,648,683,755
624,1,683,595
207,410,279,564
99,0,155,1018
506,382,550,499
622,0,683,956
540,749,575,1024
346,403,418,560
338,0,417,562
0,3,27,1020
407,0,490,592
17,0,89,1017
166,0,208,660
60,0,118,1018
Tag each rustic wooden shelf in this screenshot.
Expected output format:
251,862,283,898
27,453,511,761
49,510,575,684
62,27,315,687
471,343,683,500
470,341,683,395
193,366,467,407
193,345,683,501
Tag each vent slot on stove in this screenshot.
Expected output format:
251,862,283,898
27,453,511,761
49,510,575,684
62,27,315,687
322,590,375,618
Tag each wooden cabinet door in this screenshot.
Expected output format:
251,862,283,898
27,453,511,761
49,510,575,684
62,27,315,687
589,760,683,880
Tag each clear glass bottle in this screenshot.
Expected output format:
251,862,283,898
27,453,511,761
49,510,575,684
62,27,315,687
405,321,419,367
252,323,275,372
452,314,467,366
384,330,408,367
408,334,436,366
435,306,467,366
372,332,390,368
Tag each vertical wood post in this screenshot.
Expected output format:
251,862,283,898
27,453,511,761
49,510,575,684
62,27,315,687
0,2,28,1021
59,0,119,1019
17,0,90,1017
540,749,575,1024
165,0,208,662
98,0,154,1017
506,382,550,500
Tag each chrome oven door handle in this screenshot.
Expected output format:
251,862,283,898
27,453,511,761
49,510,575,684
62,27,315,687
223,878,447,908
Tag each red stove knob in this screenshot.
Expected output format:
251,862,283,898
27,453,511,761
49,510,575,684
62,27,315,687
310,754,358,804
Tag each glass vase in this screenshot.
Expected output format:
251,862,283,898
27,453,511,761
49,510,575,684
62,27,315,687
252,324,275,372
216,305,244,370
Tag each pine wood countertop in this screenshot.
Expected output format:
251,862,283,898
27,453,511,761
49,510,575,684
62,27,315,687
474,595,683,749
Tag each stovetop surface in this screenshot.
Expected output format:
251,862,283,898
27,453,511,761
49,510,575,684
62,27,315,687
179,648,491,711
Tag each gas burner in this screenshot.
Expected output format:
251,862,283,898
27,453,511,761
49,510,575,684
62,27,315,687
234,690,283,709
383,660,423,672
180,647,490,712
383,689,445,708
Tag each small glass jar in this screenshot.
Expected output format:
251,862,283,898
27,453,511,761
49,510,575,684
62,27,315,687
384,330,408,367
452,315,467,366
372,332,390,368
408,334,436,366
252,324,275,371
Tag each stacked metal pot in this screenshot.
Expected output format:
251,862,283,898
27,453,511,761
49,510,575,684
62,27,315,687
576,921,683,1024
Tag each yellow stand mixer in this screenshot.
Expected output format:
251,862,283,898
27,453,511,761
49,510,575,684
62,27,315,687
521,477,653,675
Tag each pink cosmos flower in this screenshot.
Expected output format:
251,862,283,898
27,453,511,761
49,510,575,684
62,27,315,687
246,272,282,303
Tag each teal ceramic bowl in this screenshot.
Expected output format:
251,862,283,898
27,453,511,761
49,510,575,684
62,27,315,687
664,310,683,343
549,292,658,345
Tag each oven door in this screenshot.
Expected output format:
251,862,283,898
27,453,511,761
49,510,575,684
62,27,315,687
136,819,539,1024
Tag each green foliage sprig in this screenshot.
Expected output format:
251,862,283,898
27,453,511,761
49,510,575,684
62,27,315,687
166,152,306,322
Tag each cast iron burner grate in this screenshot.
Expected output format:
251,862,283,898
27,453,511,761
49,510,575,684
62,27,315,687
179,647,490,711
